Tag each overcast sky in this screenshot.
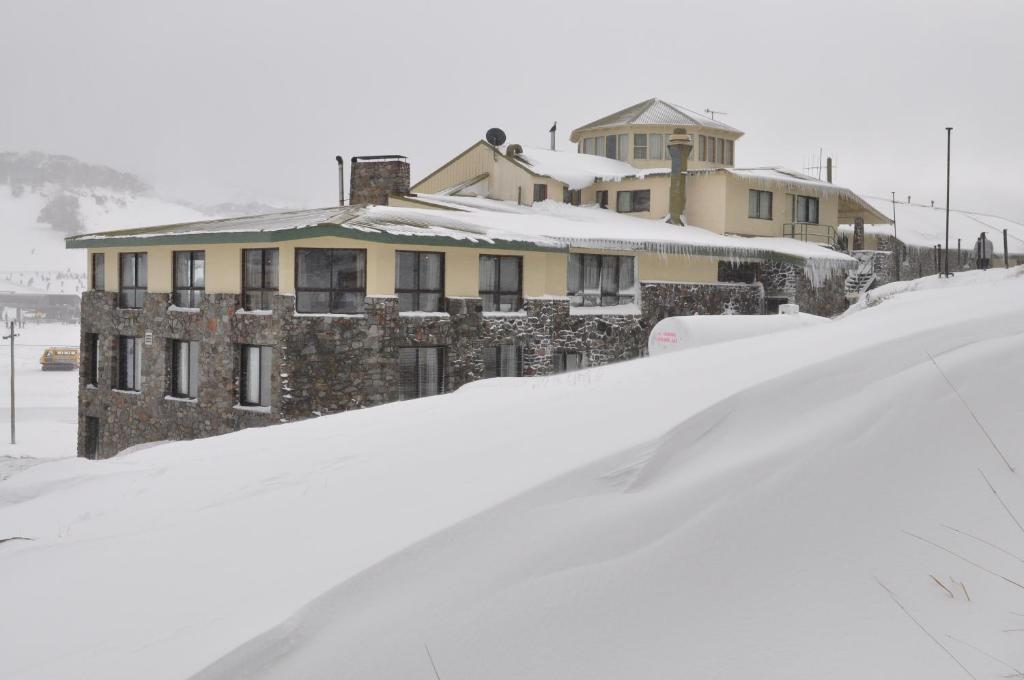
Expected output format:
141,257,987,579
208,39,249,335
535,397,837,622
2,0,1022,219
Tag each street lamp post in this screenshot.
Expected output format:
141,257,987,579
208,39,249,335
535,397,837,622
942,127,953,278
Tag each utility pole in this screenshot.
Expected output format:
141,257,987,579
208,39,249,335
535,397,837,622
3,321,17,445
942,127,953,278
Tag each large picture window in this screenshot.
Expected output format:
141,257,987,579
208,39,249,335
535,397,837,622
170,339,199,399
117,335,142,391
796,195,820,224
748,190,773,220
479,255,522,312
483,344,522,378
91,253,105,291
295,248,366,314
616,190,651,213
119,252,147,309
399,346,446,400
396,251,444,312
173,250,205,308
567,254,636,307
239,345,272,407
242,248,279,311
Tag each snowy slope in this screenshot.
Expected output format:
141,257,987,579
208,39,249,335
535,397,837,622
859,196,1024,254
2,269,1024,679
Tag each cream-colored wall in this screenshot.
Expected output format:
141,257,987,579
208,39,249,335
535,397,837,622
90,244,245,294
572,124,741,170
720,174,840,240
581,175,672,220
638,252,719,283
411,143,496,195
683,173,728,233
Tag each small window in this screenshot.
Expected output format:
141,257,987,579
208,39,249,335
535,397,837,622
796,196,820,224
170,339,199,399
567,254,636,307
242,248,279,311
596,190,609,209
699,135,707,161
562,187,581,206
91,253,105,291
483,344,522,378
553,351,587,373
725,139,734,165
633,133,648,160
119,253,147,309
649,133,664,160
616,190,650,213
396,251,444,312
85,333,99,386
707,136,717,163
479,255,522,312
399,346,446,400
605,135,617,159
117,336,142,391
173,251,205,308
595,136,606,157
748,190,773,220
239,345,272,407
295,248,366,314
533,184,548,202
716,138,725,164
583,138,595,155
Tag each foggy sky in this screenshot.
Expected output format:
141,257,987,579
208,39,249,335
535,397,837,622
2,0,1022,220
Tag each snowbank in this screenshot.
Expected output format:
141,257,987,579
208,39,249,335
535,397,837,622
648,311,828,355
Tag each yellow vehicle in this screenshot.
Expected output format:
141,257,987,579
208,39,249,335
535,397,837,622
40,347,80,371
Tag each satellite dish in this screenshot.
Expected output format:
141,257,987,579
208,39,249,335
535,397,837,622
486,128,507,146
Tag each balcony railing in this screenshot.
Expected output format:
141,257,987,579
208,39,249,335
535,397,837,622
783,222,841,249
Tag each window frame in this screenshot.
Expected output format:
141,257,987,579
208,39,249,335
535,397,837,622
716,138,725,164
398,346,446,400
649,133,664,160
91,253,105,291
616,189,651,213
172,250,205,308
595,190,609,209
238,344,272,407
117,335,142,391
294,248,367,314
567,253,637,307
118,252,147,309
169,339,200,399
725,139,734,165
748,189,773,220
796,195,820,224
478,254,523,312
533,184,548,202
395,250,445,313
241,248,279,311
633,133,648,160
483,344,523,378
699,135,707,161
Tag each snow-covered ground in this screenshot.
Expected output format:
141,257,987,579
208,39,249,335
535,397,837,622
2,269,1024,679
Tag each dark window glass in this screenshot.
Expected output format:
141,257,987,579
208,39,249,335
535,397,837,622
605,134,617,159
553,351,586,373
119,253,147,309
295,248,366,314
92,253,105,291
796,195,819,224
395,251,444,312
398,346,446,400
748,190,773,220
562,187,581,205
615,190,650,213
84,416,100,460
239,345,272,407
173,251,205,308
479,255,522,312
596,190,609,209
242,248,279,310
533,184,548,202
117,336,142,391
86,333,99,386
567,254,635,307
170,340,199,399
699,135,707,161
483,344,522,378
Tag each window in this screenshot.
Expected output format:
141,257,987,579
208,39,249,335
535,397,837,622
606,134,627,160
633,133,648,160
708,136,717,163
85,333,99,386
616,189,651,213
716,138,725,164
765,297,789,314
796,195,820,224
533,184,548,202
583,138,595,155
117,336,142,391
483,344,522,378
618,134,628,159
239,345,272,407
725,139,734,165
170,340,199,399
567,254,636,307
295,248,366,314
649,133,665,160
562,187,581,206
119,252,147,309
172,250,205,308
399,346,446,400
748,190,773,220
553,351,587,373
595,136,606,157
596,190,609,209
91,253,105,291
242,248,279,311
699,135,707,161
479,255,522,312
396,251,444,312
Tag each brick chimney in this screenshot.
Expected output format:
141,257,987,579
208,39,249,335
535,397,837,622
349,155,410,206
666,128,693,226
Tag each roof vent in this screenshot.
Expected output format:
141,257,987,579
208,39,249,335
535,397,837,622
505,143,523,157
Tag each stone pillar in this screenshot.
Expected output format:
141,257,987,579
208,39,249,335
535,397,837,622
852,217,865,251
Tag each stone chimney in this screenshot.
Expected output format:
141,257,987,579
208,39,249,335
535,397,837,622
666,128,693,226
349,155,410,206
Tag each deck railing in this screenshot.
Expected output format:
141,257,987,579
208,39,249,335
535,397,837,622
783,222,840,249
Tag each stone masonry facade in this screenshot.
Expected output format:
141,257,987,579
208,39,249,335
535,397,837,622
78,281,762,458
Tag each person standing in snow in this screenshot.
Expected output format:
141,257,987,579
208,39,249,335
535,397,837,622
975,233,993,270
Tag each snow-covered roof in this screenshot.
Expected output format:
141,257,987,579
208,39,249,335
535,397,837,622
849,197,1024,254
571,98,742,141
513,146,668,190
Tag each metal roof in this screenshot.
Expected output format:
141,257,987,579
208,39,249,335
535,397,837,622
570,98,743,141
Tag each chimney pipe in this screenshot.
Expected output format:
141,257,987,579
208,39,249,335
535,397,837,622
549,121,557,151
666,128,693,226
342,155,350,205
826,157,833,184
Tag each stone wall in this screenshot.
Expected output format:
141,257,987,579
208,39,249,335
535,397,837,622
77,280,762,459
756,259,849,317
349,158,410,206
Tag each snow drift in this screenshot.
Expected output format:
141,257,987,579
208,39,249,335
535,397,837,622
2,269,1024,680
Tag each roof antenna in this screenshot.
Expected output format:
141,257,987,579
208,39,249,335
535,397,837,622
704,108,727,121
549,121,557,151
